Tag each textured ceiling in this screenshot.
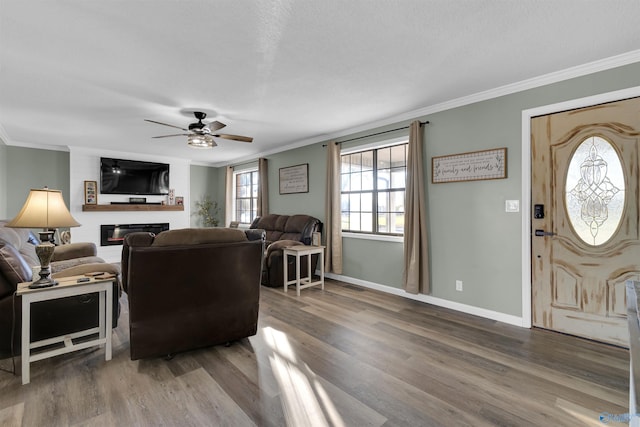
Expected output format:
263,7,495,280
2,1,640,166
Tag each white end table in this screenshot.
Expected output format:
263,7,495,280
16,275,115,385
283,245,325,296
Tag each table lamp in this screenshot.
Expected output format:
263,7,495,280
7,187,80,288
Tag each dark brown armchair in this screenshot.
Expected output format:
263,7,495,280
0,221,121,358
122,227,265,360
250,214,322,287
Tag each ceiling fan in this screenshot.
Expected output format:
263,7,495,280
144,111,253,148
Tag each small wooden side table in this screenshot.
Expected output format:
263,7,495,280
16,275,115,385
283,245,325,296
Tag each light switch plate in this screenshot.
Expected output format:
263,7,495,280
505,200,520,213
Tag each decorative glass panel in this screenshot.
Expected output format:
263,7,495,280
565,136,625,246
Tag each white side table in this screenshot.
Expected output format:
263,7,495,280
16,275,115,385
283,245,325,296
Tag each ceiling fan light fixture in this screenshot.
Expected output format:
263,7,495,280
187,134,214,149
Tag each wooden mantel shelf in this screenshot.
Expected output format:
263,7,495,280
82,204,184,212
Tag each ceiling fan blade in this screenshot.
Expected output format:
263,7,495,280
204,120,226,132
213,134,253,143
144,119,189,132
152,133,190,139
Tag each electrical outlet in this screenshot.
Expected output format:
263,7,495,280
456,280,463,292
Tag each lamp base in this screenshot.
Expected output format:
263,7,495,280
28,278,58,289
32,233,57,289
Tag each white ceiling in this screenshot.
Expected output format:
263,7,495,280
2,1,640,166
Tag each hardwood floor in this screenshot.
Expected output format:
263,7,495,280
0,279,630,426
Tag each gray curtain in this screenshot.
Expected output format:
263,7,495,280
324,141,343,274
257,158,269,217
403,120,429,294
224,165,233,227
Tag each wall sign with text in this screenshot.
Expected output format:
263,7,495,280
279,163,309,194
432,148,507,183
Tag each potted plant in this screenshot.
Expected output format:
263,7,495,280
193,196,220,227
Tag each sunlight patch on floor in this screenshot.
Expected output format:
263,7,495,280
555,397,612,427
264,327,345,427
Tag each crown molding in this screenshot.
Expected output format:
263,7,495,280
0,123,11,146
4,139,70,152
217,49,640,167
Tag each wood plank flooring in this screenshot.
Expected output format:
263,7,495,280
0,279,630,426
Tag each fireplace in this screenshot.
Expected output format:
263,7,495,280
100,223,169,246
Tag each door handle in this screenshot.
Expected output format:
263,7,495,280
535,229,557,237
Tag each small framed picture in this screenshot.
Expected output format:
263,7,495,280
84,180,97,205
312,231,321,246
175,196,184,206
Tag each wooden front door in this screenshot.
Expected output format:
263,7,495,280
531,96,640,346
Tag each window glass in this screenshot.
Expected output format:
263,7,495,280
565,136,624,245
234,169,259,224
341,142,408,235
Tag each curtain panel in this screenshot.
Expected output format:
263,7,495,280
257,158,269,217
403,120,430,294
324,141,343,274
224,165,233,227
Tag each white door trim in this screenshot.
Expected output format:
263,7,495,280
521,86,640,328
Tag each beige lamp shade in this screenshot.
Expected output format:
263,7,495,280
7,188,80,229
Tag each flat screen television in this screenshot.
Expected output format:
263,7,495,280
100,157,170,195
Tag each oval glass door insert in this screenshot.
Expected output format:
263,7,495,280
565,136,625,246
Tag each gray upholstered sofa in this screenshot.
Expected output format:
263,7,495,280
0,220,121,358
250,214,322,287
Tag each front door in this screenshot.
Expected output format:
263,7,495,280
531,96,640,346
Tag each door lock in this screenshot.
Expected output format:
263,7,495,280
534,204,544,219
535,229,557,237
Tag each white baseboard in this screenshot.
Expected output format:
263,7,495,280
324,272,525,328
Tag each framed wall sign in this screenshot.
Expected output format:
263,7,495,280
84,180,97,205
279,163,309,194
432,147,507,183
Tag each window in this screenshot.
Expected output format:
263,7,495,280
233,169,259,224
341,143,407,235
565,136,624,246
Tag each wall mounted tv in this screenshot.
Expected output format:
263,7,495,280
100,157,170,195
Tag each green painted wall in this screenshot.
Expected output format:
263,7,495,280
5,146,70,218
190,164,222,227
265,144,326,221
422,62,640,315
261,61,640,317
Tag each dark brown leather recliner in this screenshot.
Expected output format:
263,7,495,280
250,214,322,287
122,227,265,360
0,221,121,359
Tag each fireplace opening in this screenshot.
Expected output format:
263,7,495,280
100,223,169,246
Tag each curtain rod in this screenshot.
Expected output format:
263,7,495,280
228,158,263,169
323,121,429,147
